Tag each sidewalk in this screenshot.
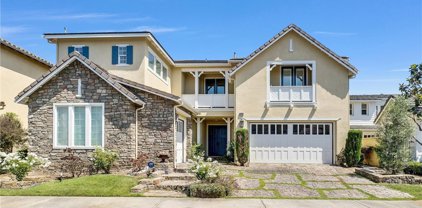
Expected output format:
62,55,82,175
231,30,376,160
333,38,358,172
1,196,421,208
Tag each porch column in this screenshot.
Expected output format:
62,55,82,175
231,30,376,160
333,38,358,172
190,71,203,108
195,117,205,145
220,71,229,108
223,117,234,148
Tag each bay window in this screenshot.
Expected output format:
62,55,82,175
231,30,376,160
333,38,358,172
147,51,168,82
54,103,104,148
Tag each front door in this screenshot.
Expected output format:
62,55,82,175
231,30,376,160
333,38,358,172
208,125,227,156
176,119,185,163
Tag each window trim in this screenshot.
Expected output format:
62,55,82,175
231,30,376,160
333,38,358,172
361,103,368,115
147,48,169,84
53,103,105,149
117,45,128,65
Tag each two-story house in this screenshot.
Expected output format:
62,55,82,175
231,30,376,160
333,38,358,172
15,24,358,169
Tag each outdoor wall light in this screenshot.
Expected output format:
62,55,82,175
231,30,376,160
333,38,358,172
0,101,5,110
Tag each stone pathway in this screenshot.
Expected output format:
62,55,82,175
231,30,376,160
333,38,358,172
229,164,414,199
352,185,414,198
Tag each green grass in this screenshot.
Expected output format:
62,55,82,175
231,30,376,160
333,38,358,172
386,184,422,200
0,174,142,197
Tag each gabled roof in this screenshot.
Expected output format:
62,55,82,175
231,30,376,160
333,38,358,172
15,52,145,106
229,24,359,76
350,94,395,101
374,96,395,124
1,38,53,67
111,75,181,102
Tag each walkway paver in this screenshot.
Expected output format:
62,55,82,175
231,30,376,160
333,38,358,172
300,174,339,182
231,190,275,198
323,189,369,199
265,174,300,184
234,178,261,189
265,184,320,198
243,172,273,179
338,175,374,184
352,185,414,198
306,181,346,189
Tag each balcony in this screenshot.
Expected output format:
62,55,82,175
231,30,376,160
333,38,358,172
182,94,235,108
270,86,313,102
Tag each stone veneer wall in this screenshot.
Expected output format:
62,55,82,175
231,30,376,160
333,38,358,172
27,61,137,170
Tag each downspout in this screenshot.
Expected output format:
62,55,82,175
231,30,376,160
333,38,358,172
173,99,184,168
135,103,145,159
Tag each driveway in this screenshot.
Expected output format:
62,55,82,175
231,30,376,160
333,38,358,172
1,196,422,208
222,164,415,199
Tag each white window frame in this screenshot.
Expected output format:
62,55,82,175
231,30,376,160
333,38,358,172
361,103,368,115
147,48,169,84
72,45,85,54
116,44,129,65
53,103,105,149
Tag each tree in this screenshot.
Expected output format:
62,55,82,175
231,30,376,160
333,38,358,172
377,96,414,174
399,63,422,146
344,130,363,167
0,113,27,153
235,129,249,166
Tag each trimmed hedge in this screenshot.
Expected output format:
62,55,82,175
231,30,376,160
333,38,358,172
404,161,422,176
344,130,362,167
188,183,226,198
235,128,249,166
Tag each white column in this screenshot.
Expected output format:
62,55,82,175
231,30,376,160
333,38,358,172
220,71,229,108
223,118,233,148
190,71,203,109
195,117,205,145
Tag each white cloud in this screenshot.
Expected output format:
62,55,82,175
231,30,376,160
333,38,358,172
133,26,186,33
314,31,357,36
0,26,28,36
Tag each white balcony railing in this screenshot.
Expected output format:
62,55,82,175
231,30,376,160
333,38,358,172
270,86,313,102
182,94,234,108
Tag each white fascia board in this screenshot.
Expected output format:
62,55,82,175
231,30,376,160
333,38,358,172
243,117,341,122
181,68,231,72
176,63,231,67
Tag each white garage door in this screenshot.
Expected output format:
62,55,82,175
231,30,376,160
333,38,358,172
249,123,333,164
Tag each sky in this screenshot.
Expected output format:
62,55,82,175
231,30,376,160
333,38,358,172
1,0,421,94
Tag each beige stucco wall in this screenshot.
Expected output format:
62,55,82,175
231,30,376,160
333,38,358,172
0,46,50,128
233,31,351,160
56,37,172,93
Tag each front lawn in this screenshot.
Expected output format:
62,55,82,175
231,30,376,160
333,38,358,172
387,184,422,200
0,175,141,197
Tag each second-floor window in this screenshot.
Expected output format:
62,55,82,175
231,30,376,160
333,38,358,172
281,66,308,86
350,104,353,115
112,45,133,65
68,45,89,58
148,51,168,82
205,78,225,94
361,103,368,115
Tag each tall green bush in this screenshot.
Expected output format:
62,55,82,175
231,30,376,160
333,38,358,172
235,128,249,166
377,96,414,174
344,130,362,167
0,113,26,153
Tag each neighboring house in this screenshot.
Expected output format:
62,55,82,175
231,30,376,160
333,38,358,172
350,94,393,138
0,39,52,128
350,94,422,162
16,24,359,170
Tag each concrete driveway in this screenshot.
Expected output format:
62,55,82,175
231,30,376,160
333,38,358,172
1,196,421,208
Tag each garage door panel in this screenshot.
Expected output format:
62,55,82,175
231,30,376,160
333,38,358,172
250,123,333,164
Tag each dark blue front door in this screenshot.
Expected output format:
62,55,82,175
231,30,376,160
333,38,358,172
208,125,227,156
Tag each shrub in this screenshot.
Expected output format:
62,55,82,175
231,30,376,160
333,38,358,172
188,183,226,198
0,113,26,153
235,128,249,166
60,148,85,177
344,130,362,167
225,141,235,163
190,152,221,182
0,151,50,181
404,161,422,176
215,176,235,196
377,96,414,174
92,148,118,174
189,144,204,159
131,153,149,173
